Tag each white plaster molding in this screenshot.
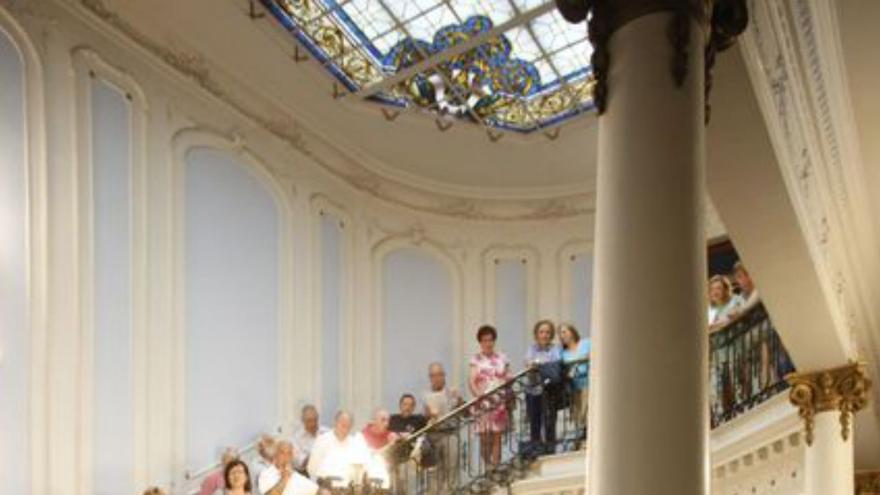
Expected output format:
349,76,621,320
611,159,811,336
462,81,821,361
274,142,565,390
481,245,541,355
168,128,297,483
71,45,150,495
556,240,593,330
309,194,356,418
0,5,49,493
370,233,466,407
65,0,596,222
740,0,880,420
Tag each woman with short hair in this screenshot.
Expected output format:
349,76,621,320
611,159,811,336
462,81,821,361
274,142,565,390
524,320,562,454
468,325,511,468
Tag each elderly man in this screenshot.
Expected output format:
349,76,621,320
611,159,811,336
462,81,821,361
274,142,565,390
361,408,399,451
422,362,464,421
422,362,464,492
252,434,277,482
258,440,319,495
307,411,369,482
292,404,329,473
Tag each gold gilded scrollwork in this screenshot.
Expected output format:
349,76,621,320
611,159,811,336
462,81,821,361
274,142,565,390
786,362,872,446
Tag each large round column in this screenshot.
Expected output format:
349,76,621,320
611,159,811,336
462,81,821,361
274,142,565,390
788,362,872,495
555,0,747,493
589,11,707,495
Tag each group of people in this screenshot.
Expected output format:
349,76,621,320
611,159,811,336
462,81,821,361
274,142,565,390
149,320,592,495
707,261,760,332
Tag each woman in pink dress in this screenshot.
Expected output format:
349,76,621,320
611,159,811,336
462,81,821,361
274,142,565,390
468,325,511,467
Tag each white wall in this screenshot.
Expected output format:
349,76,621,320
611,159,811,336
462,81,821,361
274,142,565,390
381,248,455,409
0,26,29,495
569,252,593,337
91,78,135,495
319,212,344,418
184,148,280,470
494,260,530,368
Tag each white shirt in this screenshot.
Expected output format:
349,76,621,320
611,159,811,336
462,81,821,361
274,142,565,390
292,425,330,471
257,465,318,495
423,387,460,419
251,457,273,485
307,431,370,481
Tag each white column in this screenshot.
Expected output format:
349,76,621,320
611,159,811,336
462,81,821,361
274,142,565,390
805,412,854,495
589,11,708,495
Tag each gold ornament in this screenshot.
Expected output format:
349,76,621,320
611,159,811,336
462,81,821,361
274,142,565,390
786,362,872,446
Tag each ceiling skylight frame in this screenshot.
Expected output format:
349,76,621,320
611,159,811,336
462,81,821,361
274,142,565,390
260,0,596,133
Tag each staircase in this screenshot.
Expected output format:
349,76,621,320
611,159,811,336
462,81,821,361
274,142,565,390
500,450,586,495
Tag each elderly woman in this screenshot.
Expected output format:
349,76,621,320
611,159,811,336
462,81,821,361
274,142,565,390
708,275,744,332
213,459,252,495
559,323,590,443
524,320,562,454
468,325,511,468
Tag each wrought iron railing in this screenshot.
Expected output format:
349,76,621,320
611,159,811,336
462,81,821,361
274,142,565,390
709,302,795,427
383,358,590,494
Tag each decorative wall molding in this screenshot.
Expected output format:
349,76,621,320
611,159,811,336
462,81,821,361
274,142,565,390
309,194,356,416
739,0,880,422
370,233,466,403
556,240,593,328
711,394,806,495
68,0,596,222
71,46,150,494
168,128,298,482
481,245,541,350
0,5,49,494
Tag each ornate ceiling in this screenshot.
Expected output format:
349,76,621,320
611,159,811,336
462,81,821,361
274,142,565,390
262,0,594,133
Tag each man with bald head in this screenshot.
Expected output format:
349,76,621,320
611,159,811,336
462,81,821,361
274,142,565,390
258,440,318,495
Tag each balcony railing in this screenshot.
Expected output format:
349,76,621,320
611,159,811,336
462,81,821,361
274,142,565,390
709,302,795,428
383,358,589,494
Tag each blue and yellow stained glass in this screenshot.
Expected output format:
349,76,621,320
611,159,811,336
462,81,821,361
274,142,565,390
262,0,595,132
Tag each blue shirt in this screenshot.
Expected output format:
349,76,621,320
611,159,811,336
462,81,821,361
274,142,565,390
562,339,591,390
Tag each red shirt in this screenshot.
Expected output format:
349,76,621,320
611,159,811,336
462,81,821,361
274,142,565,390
361,425,394,450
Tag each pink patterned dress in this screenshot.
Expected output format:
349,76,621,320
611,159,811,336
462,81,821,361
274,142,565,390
469,351,511,433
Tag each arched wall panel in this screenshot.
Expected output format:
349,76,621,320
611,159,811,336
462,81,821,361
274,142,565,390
0,26,29,495
381,248,454,410
184,147,280,470
90,77,135,495
569,252,594,337
319,212,344,417
494,260,529,369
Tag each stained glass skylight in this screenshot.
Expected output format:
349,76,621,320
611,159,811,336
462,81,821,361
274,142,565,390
261,0,595,133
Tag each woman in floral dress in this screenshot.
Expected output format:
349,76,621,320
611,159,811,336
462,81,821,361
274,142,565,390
468,325,511,467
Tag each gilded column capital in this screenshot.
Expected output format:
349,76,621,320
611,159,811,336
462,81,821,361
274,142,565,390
786,362,872,446
555,0,748,121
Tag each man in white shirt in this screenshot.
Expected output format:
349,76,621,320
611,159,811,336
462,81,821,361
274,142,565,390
307,410,370,482
258,440,318,495
251,434,276,484
422,362,464,492
291,404,329,473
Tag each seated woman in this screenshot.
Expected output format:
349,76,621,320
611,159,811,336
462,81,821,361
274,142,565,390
468,325,511,468
524,320,562,454
559,323,591,444
214,459,252,495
